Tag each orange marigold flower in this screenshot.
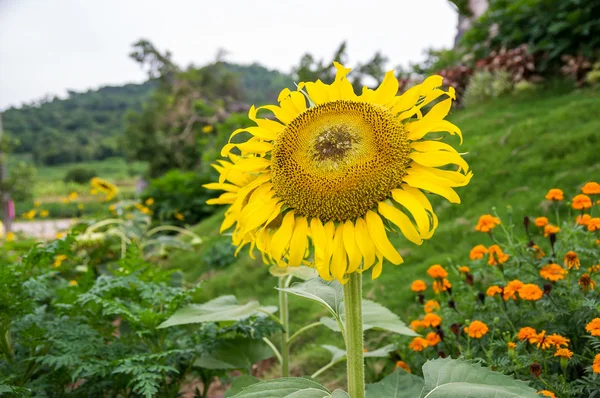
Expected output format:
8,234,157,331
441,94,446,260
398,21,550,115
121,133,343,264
503,280,524,301
593,353,600,374
554,348,573,359
426,331,441,346
464,320,488,338
488,244,509,266
563,251,580,270
424,300,440,313
540,263,567,282
409,319,426,331
572,194,593,210
395,360,411,373
534,217,549,227
458,266,470,273
579,273,596,291
518,327,537,341
486,285,503,297
475,214,501,232
507,342,516,349
518,284,543,301
410,280,427,292
408,337,429,351
423,313,442,328
543,224,560,237
427,264,448,279
432,278,452,294
537,391,556,398
585,318,600,336
589,264,600,273
576,214,592,226
529,330,552,349
545,334,569,348
529,244,545,259
469,244,488,260
545,189,564,201
582,182,600,195
588,217,600,232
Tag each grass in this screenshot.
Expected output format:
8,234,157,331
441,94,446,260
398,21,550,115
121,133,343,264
166,86,600,381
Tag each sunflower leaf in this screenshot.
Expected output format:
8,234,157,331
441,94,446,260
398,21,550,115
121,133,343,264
230,377,330,398
365,368,424,398
420,357,539,397
278,278,344,317
194,338,273,372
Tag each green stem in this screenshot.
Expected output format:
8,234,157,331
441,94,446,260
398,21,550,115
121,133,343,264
343,272,364,398
262,337,282,363
278,277,290,377
288,322,322,346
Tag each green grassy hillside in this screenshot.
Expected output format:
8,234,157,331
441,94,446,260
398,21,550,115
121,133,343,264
167,86,600,378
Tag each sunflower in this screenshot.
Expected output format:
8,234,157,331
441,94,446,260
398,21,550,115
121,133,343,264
204,63,471,282
90,177,118,201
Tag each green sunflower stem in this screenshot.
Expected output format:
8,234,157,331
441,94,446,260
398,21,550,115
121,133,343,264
278,277,290,377
343,272,365,398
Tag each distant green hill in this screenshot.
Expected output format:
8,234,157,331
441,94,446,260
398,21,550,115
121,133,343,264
3,63,292,166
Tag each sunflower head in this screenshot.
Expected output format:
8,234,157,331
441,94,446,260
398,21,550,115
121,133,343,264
205,63,472,282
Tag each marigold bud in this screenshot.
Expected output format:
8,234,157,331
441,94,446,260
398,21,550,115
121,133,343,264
477,292,485,303
523,216,530,232
530,362,542,378
450,323,461,336
437,350,447,358
543,283,552,295
448,299,456,309
465,273,474,286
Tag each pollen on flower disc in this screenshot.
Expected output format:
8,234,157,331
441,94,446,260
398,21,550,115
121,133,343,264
271,100,411,222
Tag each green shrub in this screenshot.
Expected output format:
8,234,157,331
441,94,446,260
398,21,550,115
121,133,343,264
463,70,513,106
142,170,219,227
64,166,97,184
462,0,600,72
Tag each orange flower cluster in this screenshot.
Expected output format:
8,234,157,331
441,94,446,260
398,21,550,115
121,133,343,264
554,348,573,359
427,264,448,279
588,217,600,232
543,224,560,237
410,279,427,292
486,285,503,297
423,313,442,328
582,182,600,195
534,217,548,227
563,251,580,270
426,331,441,346
539,263,567,281
487,244,509,266
518,327,537,341
458,266,470,273
464,320,488,338
469,244,488,260
503,280,524,301
395,360,411,373
409,337,429,351
594,353,600,374
424,299,440,313
527,330,569,350
572,194,593,210
518,284,543,301
537,390,556,398
475,214,501,232
545,189,564,201
579,274,596,291
432,279,452,293
576,214,592,226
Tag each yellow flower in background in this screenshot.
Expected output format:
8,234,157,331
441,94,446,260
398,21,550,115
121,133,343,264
464,320,488,338
69,280,78,286
90,188,98,195
56,232,66,239
395,361,411,373
68,191,79,201
34,200,41,207
90,177,118,201
145,197,155,206
40,210,49,218
543,224,560,237
202,125,214,133
53,254,68,268
572,194,592,210
582,182,600,195
6,232,15,242
586,318,600,336
545,189,564,201
109,204,116,212
475,214,500,232
576,214,591,226
174,212,185,221
61,197,69,204
507,342,516,349
518,284,543,301
540,263,567,282
77,204,85,210
22,210,37,220
410,279,426,292
563,251,580,269
204,63,471,282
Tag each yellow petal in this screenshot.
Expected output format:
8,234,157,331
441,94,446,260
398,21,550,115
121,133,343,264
202,183,240,192
288,217,308,267
343,220,362,274
372,70,399,105
409,151,469,172
406,119,463,143
236,141,274,155
206,192,237,205
304,80,329,105
280,90,307,115
365,210,403,265
401,184,439,235
330,224,348,282
258,104,296,125
423,97,452,121
402,174,461,203
231,157,271,172
377,202,422,245
354,217,376,270
270,211,295,261
409,163,472,187
372,252,384,280
229,126,276,142
391,188,432,239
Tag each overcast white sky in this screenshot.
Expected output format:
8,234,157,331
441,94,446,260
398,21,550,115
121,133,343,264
0,0,457,110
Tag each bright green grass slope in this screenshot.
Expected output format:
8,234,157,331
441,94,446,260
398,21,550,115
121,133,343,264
168,87,600,378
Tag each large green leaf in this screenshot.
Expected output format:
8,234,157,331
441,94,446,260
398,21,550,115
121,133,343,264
366,368,424,398
269,265,318,281
320,344,396,363
420,358,539,397
278,278,344,316
194,338,273,371
330,391,350,398
320,299,416,336
230,377,330,398
158,295,277,328
226,376,260,397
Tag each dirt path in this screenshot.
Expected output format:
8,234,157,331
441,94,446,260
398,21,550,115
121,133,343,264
12,219,75,239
